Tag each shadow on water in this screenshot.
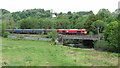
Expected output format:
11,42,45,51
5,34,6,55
63,43,95,50
63,40,94,50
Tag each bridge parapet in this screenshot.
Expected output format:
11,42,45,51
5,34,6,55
61,35,102,40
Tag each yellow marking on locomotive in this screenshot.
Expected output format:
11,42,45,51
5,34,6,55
84,31,87,34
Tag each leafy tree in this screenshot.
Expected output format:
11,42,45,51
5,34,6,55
75,11,93,15
2,22,6,34
20,17,39,29
55,19,71,29
2,22,10,37
67,11,72,15
42,18,54,29
103,21,118,52
84,14,97,32
96,8,113,23
1,9,10,15
91,20,107,35
3,14,17,29
74,22,84,29
112,9,120,20
74,15,87,29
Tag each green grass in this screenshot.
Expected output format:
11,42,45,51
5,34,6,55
2,38,118,66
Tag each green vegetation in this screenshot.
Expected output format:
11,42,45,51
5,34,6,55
20,17,39,29
2,32,10,38
89,31,94,35
94,40,109,51
2,22,10,37
1,8,120,53
91,20,107,35
2,38,118,66
47,30,60,41
103,21,119,52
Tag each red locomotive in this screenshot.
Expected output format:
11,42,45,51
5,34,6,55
57,29,87,34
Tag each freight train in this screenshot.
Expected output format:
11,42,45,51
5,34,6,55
6,29,87,34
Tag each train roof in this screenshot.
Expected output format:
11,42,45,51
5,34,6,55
58,29,86,30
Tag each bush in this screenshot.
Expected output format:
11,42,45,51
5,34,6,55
47,30,60,41
2,31,10,38
41,32,45,38
89,31,94,35
94,40,109,51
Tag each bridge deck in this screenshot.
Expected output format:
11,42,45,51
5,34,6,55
61,35,101,40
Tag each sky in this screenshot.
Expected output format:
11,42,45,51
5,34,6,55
0,0,119,14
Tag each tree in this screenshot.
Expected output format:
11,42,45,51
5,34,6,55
42,18,54,29
2,14,17,29
2,21,10,37
91,20,107,35
1,9,10,15
2,21,6,34
103,21,118,52
96,9,113,23
20,17,39,29
112,9,120,20
76,11,93,15
74,15,87,29
55,19,71,29
84,14,97,32
67,11,72,15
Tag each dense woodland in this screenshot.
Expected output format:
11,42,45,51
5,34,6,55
1,8,120,53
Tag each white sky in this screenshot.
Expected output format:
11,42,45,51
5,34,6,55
0,0,119,14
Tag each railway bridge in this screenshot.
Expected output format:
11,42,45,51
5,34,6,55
58,34,103,44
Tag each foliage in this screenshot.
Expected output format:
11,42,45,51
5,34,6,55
84,14,97,32
41,32,47,38
47,30,60,41
75,11,93,15
103,21,119,52
1,8,119,53
112,9,120,20
2,22,6,34
2,22,10,37
89,31,94,35
2,13,17,29
1,9,10,15
91,20,107,34
94,40,109,51
2,31,10,38
20,17,39,29
96,9,112,22
117,14,120,52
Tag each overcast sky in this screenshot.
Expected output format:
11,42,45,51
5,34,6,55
0,0,119,14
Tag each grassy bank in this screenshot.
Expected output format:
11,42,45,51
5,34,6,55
2,38,118,66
